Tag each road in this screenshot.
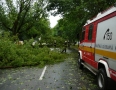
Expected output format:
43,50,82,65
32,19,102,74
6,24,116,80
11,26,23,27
0,48,99,90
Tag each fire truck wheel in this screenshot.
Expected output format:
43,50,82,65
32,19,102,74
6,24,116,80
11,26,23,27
78,54,83,69
97,68,108,90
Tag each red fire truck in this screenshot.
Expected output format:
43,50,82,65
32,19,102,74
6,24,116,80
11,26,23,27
78,4,116,90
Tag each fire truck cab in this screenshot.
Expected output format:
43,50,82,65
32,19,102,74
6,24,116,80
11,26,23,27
78,4,116,90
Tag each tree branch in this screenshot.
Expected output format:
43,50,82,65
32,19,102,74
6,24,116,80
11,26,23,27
17,0,32,33
1,22,12,31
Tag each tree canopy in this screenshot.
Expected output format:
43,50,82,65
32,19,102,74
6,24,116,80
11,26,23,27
0,0,116,41
47,0,116,41
0,0,50,40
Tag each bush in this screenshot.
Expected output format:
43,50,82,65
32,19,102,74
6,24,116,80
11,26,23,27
0,32,67,68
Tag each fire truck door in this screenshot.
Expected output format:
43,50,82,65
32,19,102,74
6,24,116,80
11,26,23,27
86,24,95,66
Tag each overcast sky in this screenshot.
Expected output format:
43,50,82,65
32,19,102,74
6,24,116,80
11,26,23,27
49,14,62,28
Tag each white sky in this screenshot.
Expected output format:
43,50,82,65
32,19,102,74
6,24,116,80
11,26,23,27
49,15,61,28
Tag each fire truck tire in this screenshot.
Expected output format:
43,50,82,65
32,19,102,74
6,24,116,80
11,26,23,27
78,54,83,69
97,68,109,90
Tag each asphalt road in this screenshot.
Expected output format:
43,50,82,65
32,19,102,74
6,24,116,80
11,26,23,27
0,48,99,90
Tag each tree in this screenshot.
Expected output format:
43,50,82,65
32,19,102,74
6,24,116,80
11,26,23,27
0,0,50,40
47,0,116,41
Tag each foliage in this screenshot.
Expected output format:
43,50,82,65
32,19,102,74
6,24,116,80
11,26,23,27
0,0,50,40
47,0,116,17
53,18,79,42
0,32,67,68
47,0,116,41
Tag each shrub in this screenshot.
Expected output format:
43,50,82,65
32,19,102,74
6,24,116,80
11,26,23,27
0,32,67,68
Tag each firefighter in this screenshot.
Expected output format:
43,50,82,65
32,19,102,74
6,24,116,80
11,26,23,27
54,40,56,48
61,41,67,53
67,40,70,48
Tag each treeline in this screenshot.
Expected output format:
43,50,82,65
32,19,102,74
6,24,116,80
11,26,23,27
47,0,116,41
0,0,51,40
1,0,115,42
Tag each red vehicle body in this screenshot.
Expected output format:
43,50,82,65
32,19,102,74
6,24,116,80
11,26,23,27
78,4,116,90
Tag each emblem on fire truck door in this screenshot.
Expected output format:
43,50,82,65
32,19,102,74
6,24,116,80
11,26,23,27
103,28,112,40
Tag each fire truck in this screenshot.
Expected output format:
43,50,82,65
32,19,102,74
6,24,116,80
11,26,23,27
78,4,116,90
